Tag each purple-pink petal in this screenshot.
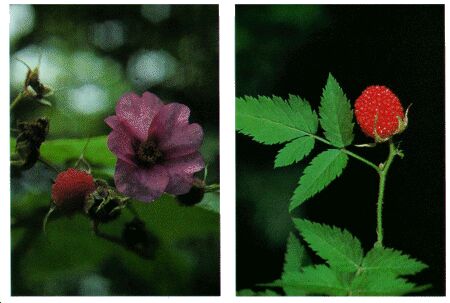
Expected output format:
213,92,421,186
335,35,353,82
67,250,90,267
105,116,136,166
159,123,204,159
163,152,205,195
114,159,169,202
148,103,191,143
116,92,163,142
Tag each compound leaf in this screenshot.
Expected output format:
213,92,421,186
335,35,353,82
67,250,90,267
362,246,428,276
293,219,363,272
266,265,349,296
274,136,315,168
350,271,430,296
236,95,318,144
289,149,348,211
319,73,354,147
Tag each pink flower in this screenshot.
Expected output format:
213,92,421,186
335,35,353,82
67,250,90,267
105,92,204,202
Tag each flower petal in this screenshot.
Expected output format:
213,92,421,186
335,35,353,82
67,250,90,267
105,115,136,165
116,92,163,141
148,103,191,142
160,123,204,159
114,159,169,202
163,152,205,195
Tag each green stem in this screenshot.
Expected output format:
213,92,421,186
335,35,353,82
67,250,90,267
375,140,397,247
310,134,379,172
341,149,379,171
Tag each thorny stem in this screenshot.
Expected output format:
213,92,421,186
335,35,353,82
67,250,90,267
375,139,398,247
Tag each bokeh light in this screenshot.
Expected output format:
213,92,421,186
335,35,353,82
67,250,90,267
126,49,178,89
67,84,108,114
90,20,125,51
141,5,171,23
10,4,35,44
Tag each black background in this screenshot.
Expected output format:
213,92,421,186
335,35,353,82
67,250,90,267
236,5,445,295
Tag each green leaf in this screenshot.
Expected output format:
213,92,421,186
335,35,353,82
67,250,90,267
237,289,278,296
274,136,315,168
319,73,354,147
236,95,318,144
350,271,430,296
288,94,319,134
267,265,349,296
293,219,363,272
15,196,219,295
282,232,308,295
39,136,115,168
283,232,307,274
289,149,348,211
362,246,428,276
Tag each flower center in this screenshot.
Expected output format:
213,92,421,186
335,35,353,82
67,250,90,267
136,139,163,167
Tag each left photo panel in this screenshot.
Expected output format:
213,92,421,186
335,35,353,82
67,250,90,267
10,4,219,296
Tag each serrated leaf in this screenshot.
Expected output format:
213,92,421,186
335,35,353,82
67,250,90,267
282,233,308,295
350,271,430,296
274,136,315,168
266,265,349,296
283,232,307,274
293,219,363,272
288,94,319,133
319,73,354,147
236,95,318,144
289,149,348,211
362,246,428,276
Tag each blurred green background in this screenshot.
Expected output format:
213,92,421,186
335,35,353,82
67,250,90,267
236,5,444,295
10,4,219,296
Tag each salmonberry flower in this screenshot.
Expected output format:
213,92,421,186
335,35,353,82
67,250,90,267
105,92,204,202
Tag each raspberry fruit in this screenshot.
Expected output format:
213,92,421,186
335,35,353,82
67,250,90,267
51,168,96,212
354,86,408,142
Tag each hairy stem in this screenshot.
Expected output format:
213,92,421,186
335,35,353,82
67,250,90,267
375,140,397,247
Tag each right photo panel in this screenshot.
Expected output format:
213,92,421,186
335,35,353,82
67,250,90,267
236,5,445,296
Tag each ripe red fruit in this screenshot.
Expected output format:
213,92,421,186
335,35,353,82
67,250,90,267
51,168,96,212
354,86,407,141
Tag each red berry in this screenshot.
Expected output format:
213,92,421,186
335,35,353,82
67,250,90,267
355,86,406,141
51,168,96,212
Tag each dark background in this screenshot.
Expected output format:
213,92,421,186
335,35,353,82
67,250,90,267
236,5,445,295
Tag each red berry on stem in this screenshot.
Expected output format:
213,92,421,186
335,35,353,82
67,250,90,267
355,86,407,142
51,168,96,212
